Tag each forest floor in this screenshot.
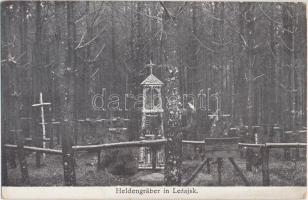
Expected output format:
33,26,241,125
7,148,306,186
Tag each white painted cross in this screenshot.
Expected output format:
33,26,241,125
32,92,51,158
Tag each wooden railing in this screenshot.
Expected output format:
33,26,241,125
238,142,306,148
4,144,62,155
4,135,307,186
238,142,307,186
183,137,240,145
3,138,172,186
72,139,168,151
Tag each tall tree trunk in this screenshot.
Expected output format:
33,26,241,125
79,1,90,122
54,1,64,145
136,2,144,75
111,2,117,91
268,3,277,127
85,1,91,117
231,34,236,124
282,3,296,131
60,1,76,186
19,2,30,124
246,3,256,140
236,3,247,124
161,2,184,186
1,2,11,185
190,2,198,96
212,2,219,98
219,3,225,115
219,2,225,116
33,1,43,167
110,2,117,118
86,2,95,119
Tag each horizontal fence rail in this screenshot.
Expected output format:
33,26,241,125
183,137,240,145
6,141,305,155
4,144,62,155
182,140,205,145
72,138,168,151
238,142,307,148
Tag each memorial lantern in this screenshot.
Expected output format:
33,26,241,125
139,61,165,169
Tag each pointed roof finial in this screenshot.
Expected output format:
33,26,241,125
141,61,164,85
146,60,155,75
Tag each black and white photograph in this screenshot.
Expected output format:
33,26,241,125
1,0,307,195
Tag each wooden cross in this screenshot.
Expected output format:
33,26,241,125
32,92,51,158
146,60,156,74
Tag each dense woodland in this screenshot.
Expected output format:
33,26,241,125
1,1,307,140
1,1,307,187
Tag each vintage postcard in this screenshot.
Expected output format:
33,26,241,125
1,1,307,199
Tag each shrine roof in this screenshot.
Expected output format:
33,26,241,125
141,74,164,85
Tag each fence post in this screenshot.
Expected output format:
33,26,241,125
49,123,54,148
8,131,17,168
97,150,101,171
151,146,157,170
164,127,183,186
282,128,290,160
2,150,8,185
295,145,300,160
261,146,270,186
62,121,76,186
16,131,30,185
57,121,61,145
81,121,85,143
206,158,211,174
2,120,9,185
74,125,78,145
246,148,253,171
217,157,223,185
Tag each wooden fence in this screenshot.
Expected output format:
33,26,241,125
4,134,307,186
4,137,172,186
182,137,249,186
72,139,168,151
4,144,62,155
238,142,307,186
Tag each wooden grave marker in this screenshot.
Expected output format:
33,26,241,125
32,92,51,159
203,137,240,158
